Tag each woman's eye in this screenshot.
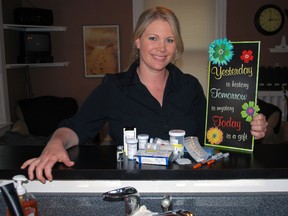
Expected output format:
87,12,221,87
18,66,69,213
167,38,174,43
148,36,157,41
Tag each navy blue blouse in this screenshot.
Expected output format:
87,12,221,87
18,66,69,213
59,61,207,145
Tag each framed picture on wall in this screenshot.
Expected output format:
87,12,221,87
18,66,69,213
83,25,120,77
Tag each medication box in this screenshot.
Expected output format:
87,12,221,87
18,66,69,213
134,149,172,166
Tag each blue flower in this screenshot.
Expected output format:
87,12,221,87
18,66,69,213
209,38,234,66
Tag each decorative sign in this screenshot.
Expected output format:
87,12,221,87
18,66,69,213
205,39,260,152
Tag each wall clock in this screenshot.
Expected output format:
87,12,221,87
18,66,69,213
254,4,285,35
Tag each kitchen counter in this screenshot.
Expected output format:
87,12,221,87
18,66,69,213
0,142,288,180
1,143,288,215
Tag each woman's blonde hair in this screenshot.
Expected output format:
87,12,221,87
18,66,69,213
131,6,184,63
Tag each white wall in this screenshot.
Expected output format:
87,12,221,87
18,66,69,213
175,50,209,95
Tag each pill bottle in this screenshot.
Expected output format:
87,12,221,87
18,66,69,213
116,145,124,162
126,138,138,160
123,127,136,155
169,129,186,156
137,134,149,150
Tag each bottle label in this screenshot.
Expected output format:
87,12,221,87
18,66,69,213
23,207,35,216
127,143,137,160
138,140,147,149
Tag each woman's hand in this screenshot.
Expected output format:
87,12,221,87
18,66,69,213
21,140,74,184
21,128,78,183
250,113,268,140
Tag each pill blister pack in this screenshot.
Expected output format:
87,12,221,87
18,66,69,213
184,136,211,162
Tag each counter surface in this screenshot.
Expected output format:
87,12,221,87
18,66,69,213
0,143,288,180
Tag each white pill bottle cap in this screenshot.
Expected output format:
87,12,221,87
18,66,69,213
137,134,149,140
169,129,186,137
126,138,138,144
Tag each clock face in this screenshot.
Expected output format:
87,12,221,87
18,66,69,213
254,4,285,35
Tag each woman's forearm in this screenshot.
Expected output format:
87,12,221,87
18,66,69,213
50,127,79,149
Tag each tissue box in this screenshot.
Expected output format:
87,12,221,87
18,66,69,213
134,149,172,166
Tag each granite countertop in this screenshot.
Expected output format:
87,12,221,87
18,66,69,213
0,142,288,180
1,191,288,216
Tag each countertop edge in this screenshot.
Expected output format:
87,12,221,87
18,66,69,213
1,179,288,193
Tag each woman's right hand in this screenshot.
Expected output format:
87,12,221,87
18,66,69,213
21,128,78,183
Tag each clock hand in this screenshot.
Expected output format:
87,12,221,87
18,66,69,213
269,9,272,21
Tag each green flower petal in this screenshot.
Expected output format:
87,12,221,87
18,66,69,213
248,101,255,107
242,102,248,109
246,116,253,122
254,105,260,113
241,110,248,118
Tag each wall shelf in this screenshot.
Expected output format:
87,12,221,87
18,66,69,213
6,62,69,69
3,23,68,69
269,36,288,53
3,24,67,32
269,48,288,53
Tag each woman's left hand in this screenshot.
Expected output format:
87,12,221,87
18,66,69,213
250,113,268,139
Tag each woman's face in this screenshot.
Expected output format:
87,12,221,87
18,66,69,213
135,19,176,73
